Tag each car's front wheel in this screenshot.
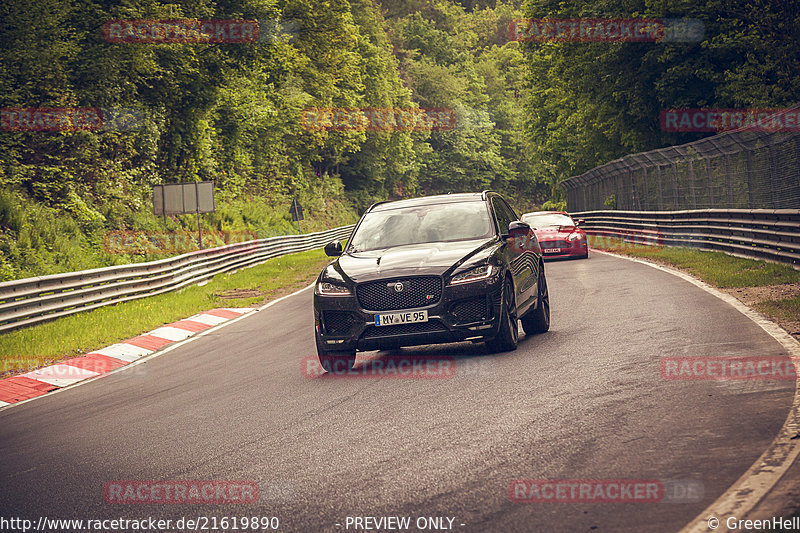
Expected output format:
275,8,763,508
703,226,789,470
521,263,550,334
486,277,518,352
316,336,356,373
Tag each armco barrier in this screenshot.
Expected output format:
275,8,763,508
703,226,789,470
572,209,800,266
0,225,354,334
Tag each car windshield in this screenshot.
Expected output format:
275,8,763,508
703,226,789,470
523,213,575,227
349,202,494,252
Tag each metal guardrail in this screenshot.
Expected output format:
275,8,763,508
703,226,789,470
0,225,355,334
571,209,800,266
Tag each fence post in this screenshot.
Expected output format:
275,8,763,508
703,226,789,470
705,157,714,208
688,159,697,209
744,149,755,208
767,140,780,208
656,166,664,210
672,164,680,209
725,154,734,206
582,185,587,212
629,170,640,210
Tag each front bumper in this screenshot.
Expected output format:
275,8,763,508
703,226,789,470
314,275,504,352
539,238,588,259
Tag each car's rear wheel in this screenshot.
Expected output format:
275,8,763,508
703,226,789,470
521,263,550,334
316,336,356,373
486,277,518,352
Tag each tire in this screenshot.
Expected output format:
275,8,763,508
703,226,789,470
486,277,518,352
316,335,356,373
521,263,550,335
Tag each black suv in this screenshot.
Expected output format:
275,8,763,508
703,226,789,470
313,191,550,372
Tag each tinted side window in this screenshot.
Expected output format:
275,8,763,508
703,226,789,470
491,197,515,235
499,198,519,221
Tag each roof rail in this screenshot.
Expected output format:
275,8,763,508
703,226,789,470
366,200,390,212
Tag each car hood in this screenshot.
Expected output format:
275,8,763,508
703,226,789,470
335,238,496,283
534,226,582,240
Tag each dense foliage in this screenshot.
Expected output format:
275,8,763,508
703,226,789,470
521,0,800,186
0,0,797,279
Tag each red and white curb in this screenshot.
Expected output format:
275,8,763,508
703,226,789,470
0,308,254,406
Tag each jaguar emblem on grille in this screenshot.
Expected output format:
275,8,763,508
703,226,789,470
391,282,404,293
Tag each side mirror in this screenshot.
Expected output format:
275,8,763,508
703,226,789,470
504,220,531,240
576,219,585,226
508,220,531,238
506,220,536,253
324,240,343,257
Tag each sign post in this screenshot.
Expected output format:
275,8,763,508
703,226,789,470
153,181,215,250
289,197,304,233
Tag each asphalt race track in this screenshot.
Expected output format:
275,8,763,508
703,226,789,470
0,252,794,532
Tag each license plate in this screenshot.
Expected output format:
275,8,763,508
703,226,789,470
544,248,561,253
375,310,428,326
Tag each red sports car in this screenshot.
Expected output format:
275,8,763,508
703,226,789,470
521,211,588,259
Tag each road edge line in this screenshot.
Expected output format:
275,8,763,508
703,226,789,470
591,248,800,533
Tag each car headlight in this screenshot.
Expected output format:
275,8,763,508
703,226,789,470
316,281,352,296
568,233,584,241
450,264,495,285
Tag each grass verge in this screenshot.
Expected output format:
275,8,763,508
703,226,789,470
587,236,800,288
0,248,332,376
754,297,800,325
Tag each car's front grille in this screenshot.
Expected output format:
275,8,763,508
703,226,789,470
361,321,447,338
540,239,570,249
356,276,442,311
323,311,355,336
451,297,489,324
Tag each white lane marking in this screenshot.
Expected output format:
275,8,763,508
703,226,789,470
147,326,195,342
592,249,800,532
187,314,229,326
91,343,153,362
0,401,9,407
21,364,101,387
0,292,309,412
223,307,256,313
